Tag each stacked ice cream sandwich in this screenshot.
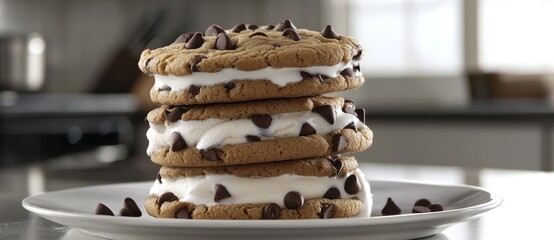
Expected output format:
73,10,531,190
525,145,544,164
139,20,374,219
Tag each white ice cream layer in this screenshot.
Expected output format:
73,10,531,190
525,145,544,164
146,109,370,155
153,61,361,91
149,169,373,217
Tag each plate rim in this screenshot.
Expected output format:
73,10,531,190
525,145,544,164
21,179,502,229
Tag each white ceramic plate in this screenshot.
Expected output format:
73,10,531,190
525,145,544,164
22,180,501,240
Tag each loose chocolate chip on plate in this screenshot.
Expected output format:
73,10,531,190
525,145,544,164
340,68,355,77
282,28,301,41
343,122,357,132
201,148,221,161
170,132,187,152
189,85,201,96
185,32,204,49
205,24,225,36
250,114,272,128
247,24,258,30
284,191,304,209
157,173,162,184
330,158,343,175
262,203,281,219
225,82,235,91
414,198,431,207
246,135,261,142
299,123,316,136
157,192,179,206
216,33,236,50
174,32,195,44
265,24,275,30
249,32,268,38
214,184,232,202
323,187,341,199
355,108,365,123
231,23,247,33
382,197,401,216
275,19,297,31
412,206,431,214
190,55,207,72
120,197,142,217
320,25,341,40
95,203,114,216
318,204,335,219
332,134,348,152
344,175,361,194
312,105,336,124
175,207,191,219
428,204,444,212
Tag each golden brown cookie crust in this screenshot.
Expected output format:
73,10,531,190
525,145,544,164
150,128,372,167
138,27,363,76
149,75,363,105
145,195,362,219
159,156,358,178
147,96,346,123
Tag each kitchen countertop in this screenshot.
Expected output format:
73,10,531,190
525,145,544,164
1,156,553,240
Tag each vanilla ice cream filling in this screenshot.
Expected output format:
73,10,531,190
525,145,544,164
149,169,372,217
153,61,361,91
146,109,370,155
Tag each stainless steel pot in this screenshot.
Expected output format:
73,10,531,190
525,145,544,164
0,32,46,91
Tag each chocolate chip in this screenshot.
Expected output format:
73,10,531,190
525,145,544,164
143,116,149,126
170,132,187,152
429,204,444,212
320,25,341,40
332,134,347,152
340,68,355,77
330,159,343,175
318,204,335,219
159,85,171,91
189,85,201,96
355,108,365,123
344,175,361,194
144,58,152,70
299,123,316,136
249,32,268,38
275,19,297,31
157,173,162,184
246,135,261,142
250,114,272,128
95,203,114,216
201,148,221,161
157,192,179,206
300,71,312,79
282,28,301,41
174,32,194,44
284,191,304,209
353,50,363,61
343,99,356,112
353,64,361,72
262,203,280,219
225,82,235,91
343,122,357,132
414,198,431,207
185,32,204,49
265,25,275,30
312,105,336,124
247,24,258,30
215,33,236,50
317,74,330,83
175,207,191,219
231,23,247,33
205,24,225,36
412,206,431,214
382,197,401,216
120,197,142,217
323,187,341,199
214,184,232,202
164,107,187,122
190,55,207,72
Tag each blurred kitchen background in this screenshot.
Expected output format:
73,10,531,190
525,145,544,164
3,0,554,182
